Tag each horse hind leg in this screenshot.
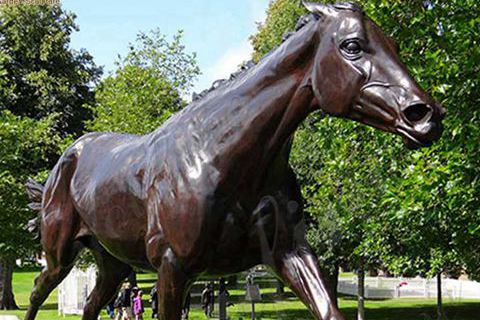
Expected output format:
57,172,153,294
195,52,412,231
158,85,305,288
25,155,83,320
82,238,132,320
24,201,84,320
24,238,83,320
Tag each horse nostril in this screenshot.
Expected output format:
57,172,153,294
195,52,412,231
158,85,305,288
403,103,432,123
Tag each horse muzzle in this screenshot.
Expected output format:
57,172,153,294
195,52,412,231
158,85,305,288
352,82,446,149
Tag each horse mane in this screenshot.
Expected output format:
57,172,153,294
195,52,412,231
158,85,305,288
191,13,320,103
332,2,363,13
191,2,363,103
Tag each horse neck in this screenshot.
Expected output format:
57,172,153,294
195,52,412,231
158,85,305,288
204,21,319,189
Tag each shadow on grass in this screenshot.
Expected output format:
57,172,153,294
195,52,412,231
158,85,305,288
11,299,480,320
337,295,392,302
342,301,480,320
232,301,480,320
15,303,58,311
233,308,312,320
136,278,156,284
14,266,42,273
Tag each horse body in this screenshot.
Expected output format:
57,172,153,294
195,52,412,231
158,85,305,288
62,22,313,274
25,3,445,320
52,70,306,272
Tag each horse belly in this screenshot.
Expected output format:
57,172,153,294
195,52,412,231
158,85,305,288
146,155,222,268
72,177,152,269
206,210,259,274
154,190,208,265
190,196,265,274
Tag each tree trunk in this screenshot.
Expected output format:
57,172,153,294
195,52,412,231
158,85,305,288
357,263,365,320
437,273,445,320
0,256,19,310
329,265,339,308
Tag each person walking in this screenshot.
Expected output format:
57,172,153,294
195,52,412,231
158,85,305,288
149,286,158,319
118,282,133,320
133,290,145,320
114,290,123,320
201,282,215,318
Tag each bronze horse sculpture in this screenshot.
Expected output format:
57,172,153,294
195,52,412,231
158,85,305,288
25,2,445,320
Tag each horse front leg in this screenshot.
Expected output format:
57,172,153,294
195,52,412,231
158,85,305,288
272,245,345,320
156,248,191,320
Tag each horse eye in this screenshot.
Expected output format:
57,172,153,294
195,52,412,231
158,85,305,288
341,40,362,55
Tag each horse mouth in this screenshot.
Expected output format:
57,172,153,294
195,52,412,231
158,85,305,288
396,121,443,150
397,128,433,149
350,102,443,150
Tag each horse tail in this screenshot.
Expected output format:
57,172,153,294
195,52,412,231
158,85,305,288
25,178,44,238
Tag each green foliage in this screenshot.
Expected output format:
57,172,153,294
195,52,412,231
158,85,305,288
0,111,61,258
87,29,200,135
0,5,101,137
0,5,99,262
298,115,401,274
359,0,480,278
87,65,182,134
119,29,200,95
251,0,480,278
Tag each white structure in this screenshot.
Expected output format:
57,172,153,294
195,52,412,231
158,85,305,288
58,266,97,315
338,276,480,300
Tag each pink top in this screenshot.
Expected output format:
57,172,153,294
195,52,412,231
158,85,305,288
133,296,143,315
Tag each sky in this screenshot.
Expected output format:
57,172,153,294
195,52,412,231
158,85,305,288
62,0,270,95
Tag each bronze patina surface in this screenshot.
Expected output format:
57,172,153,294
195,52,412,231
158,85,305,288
25,2,444,320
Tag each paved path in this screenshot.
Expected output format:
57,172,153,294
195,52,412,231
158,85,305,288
0,316,20,320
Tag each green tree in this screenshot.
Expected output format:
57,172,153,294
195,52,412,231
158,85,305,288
359,2,480,318
0,4,101,137
119,29,200,95
0,111,61,309
0,4,100,309
251,1,480,319
87,29,200,135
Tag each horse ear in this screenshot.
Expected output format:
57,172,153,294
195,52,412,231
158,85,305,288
302,1,336,16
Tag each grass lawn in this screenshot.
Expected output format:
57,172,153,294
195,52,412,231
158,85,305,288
1,270,479,320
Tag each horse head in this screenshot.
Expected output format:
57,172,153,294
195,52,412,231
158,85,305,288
305,2,445,148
